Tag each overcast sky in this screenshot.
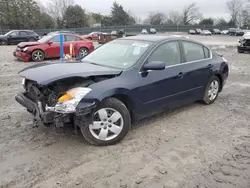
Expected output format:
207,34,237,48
76,0,230,20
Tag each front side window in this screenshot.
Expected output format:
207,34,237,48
148,41,181,66
182,41,205,62
9,31,19,37
82,39,151,69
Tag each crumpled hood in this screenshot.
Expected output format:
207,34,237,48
18,42,41,48
19,61,122,85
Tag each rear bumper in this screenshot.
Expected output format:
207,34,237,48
13,51,30,62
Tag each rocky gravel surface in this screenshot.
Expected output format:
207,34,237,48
0,40,250,188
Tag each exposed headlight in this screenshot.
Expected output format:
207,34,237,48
46,87,92,113
22,47,28,52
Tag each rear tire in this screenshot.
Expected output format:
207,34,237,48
202,76,220,105
78,47,89,58
80,98,131,146
31,50,45,62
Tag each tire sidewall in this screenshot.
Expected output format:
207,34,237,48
31,50,44,62
80,98,131,146
203,76,220,105
79,47,89,58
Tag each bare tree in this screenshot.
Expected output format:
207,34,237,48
167,11,182,24
144,12,166,25
182,3,201,25
226,0,243,26
48,0,74,27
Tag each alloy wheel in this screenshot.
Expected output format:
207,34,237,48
79,48,88,58
89,108,124,141
32,51,44,61
208,80,219,101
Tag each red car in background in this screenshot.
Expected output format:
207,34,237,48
13,33,94,62
82,32,106,40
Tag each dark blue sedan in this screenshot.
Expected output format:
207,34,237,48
15,35,229,146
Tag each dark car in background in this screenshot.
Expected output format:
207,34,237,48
211,28,221,34
0,30,39,45
228,28,244,36
15,35,229,146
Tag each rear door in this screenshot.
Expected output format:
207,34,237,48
178,40,214,101
19,31,28,42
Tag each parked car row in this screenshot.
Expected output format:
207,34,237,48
188,28,245,36
141,28,157,34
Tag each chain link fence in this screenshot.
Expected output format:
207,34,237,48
0,24,238,35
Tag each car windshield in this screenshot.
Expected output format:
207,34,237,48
82,39,152,69
38,35,53,43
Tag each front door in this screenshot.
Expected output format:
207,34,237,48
7,31,20,44
132,41,190,117
46,35,63,58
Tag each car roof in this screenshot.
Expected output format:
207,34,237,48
120,35,189,42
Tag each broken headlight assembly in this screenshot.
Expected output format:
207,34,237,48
46,87,92,113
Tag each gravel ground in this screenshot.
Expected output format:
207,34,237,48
0,37,250,188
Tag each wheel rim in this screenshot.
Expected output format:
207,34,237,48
89,108,124,141
79,48,88,57
33,51,43,61
208,80,219,101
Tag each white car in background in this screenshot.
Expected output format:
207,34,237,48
201,30,212,36
221,30,229,35
141,29,148,34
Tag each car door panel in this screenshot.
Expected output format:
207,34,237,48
179,41,214,101
130,41,193,118
46,35,63,58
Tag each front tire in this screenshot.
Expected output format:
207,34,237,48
80,98,131,146
202,76,220,105
31,50,45,62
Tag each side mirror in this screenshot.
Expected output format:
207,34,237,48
143,61,165,71
48,41,53,45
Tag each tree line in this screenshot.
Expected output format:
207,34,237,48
0,0,249,30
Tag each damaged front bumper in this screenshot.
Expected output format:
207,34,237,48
15,92,97,128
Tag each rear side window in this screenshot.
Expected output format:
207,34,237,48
65,35,75,42
51,35,64,42
65,35,82,41
20,31,27,36
182,41,205,62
